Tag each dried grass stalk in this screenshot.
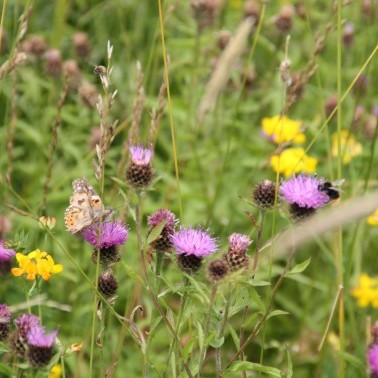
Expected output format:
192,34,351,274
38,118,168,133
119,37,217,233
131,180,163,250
198,17,255,122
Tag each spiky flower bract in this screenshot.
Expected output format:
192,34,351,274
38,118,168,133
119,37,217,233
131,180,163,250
225,233,252,272
126,145,153,188
148,209,178,252
27,324,58,368
0,304,11,341
82,221,128,249
253,180,276,210
228,233,252,254
207,259,229,283
0,241,16,275
280,175,330,209
171,226,218,258
148,209,177,230
98,269,118,300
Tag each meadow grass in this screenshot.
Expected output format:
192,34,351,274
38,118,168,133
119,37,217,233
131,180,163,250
1,1,378,377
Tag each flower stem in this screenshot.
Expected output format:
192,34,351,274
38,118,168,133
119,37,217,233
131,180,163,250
198,285,217,377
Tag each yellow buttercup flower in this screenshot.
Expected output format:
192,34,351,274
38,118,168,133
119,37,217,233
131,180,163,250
262,115,306,144
12,249,63,281
351,274,378,308
49,364,62,378
270,147,317,177
331,130,362,165
367,209,378,226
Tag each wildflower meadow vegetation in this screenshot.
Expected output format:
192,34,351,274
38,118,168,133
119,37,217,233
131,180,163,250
1,1,378,377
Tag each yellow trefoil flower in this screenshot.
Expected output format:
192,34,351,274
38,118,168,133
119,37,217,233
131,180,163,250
262,115,306,144
12,249,63,281
270,147,317,177
331,130,362,165
351,274,378,308
367,208,378,226
48,364,62,378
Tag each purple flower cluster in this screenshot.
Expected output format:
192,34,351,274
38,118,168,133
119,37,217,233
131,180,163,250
369,344,378,375
130,145,153,165
228,233,252,253
280,175,329,209
148,209,178,230
27,324,58,348
82,221,128,249
171,226,218,257
0,241,16,274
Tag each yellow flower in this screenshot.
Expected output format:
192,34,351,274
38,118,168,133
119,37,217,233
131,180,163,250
11,249,63,281
48,364,62,378
270,147,317,177
351,274,378,308
262,115,306,144
331,130,362,165
367,208,378,226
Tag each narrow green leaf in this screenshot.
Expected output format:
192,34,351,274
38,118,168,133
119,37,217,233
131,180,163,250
266,310,290,320
288,257,311,275
338,351,365,373
146,220,167,244
227,361,282,377
285,347,293,378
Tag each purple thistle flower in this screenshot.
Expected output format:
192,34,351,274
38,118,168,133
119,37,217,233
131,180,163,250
0,241,15,274
0,304,11,321
27,324,58,348
170,226,218,257
82,221,128,249
0,304,11,341
148,209,178,230
15,314,40,338
130,145,153,165
228,233,252,253
280,174,330,209
368,344,378,375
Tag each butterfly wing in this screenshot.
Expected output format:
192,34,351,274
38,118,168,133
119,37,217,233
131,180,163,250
65,178,111,234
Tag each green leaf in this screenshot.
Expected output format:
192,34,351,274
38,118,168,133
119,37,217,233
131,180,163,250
227,361,282,377
121,262,143,283
247,286,266,312
146,220,167,244
196,320,204,353
285,347,293,378
337,351,365,373
266,310,290,320
288,257,311,275
209,336,224,348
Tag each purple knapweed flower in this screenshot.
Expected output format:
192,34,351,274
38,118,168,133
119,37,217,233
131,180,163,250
0,304,11,321
0,304,11,341
148,209,178,230
27,324,58,367
368,344,378,375
27,324,58,348
0,241,15,274
280,174,330,209
130,145,153,165
171,226,218,257
81,221,128,249
15,314,40,338
228,233,252,253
